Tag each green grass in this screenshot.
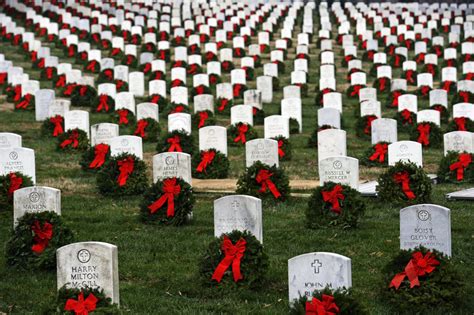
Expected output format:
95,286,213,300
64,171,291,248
0,13,473,315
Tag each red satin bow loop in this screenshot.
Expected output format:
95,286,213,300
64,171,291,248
148,178,181,217
417,124,431,146
8,173,23,197
134,119,149,138
198,111,209,128
197,151,216,173
234,124,248,144
31,220,53,254
256,170,281,199
89,144,109,169
60,130,79,149
369,143,388,163
390,251,440,290
64,292,98,315
50,116,64,137
211,236,247,283
449,153,472,181
167,135,183,152
117,157,134,186
305,294,340,315
321,185,345,214
393,171,416,200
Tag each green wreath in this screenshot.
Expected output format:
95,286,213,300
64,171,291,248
133,118,161,142
361,142,390,167
437,151,474,183
380,247,464,314
41,115,64,138
192,149,229,179
429,105,449,124
163,103,190,116
447,117,474,132
289,287,367,315
94,94,115,113
192,110,217,129
253,108,265,125
198,230,268,289
112,108,136,128
272,136,292,161
236,161,290,202
395,110,417,128
14,94,35,111
157,130,195,155
47,286,119,314
140,177,195,226
5,211,74,270
376,161,432,205
306,182,365,229
409,122,442,148
96,153,149,196
57,129,89,152
228,123,258,146
71,85,98,107
79,144,111,172
355,115,378,139
0,172,33,211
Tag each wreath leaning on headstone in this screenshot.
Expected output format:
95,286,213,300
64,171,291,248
140,177,195,226
289,287,368,315
228,123,258,146
47,286,119,314
199,230,268,289
41,115,64,138
133,118,161,142
306,182,365,229
272,136,292,161
5,211,74,270
409,122,442,148
96,153,149,196
192,149,230,179
157,130,195,155
236,161,290,202
192,110,217,129
57,129,89,152
361,142,390,167
437,151,474,183
376,161,432,205
0,172,33,211
80,143,111,172
380,246,465,314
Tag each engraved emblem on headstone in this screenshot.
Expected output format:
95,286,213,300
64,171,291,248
400,144,408,152
208,129,215,136
121,139,129,146
0,136,6,145
9,151,18,160
417,210,430,221
77,249,91,263
311,259,322,274
29,192,41,203
333,160,342,169
231,200,240,211
165,156,175,165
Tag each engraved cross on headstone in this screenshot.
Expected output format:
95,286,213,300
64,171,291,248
231,200,240,211
311,259,322,274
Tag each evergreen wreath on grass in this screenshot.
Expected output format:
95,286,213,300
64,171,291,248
429,105,449,124
163,103,190,116
140,177,195,226
191,85,211,98
216,98,233,113
49,286,119,314
0,172,33,211
228,123,258,146
447,117,474,132
437,151,474,183
157,130,195,155
192,110,217,129
376,161,432,205
71,85,98,107
409,122,442,148
80,143,111,172
289,287,367,315
148,93,167,107
113,108,136,127
373,77,391,94
97,69,114,83
41,115,64,137
192,149,230,179
14,94,35,111
122,54,138,68
252,107,265,125
199,230,268,289
133,118,160,142
233,83,247,99
388,90,405,108
346,84,365,98
272,136,292,161
5,211,74,270
381,247,464,314
57,129,89,152
115,79,128,92
236,161,290,202
96,153,148,196
40,66,57,81
362,142,390,167
93,94,115,113
356,115,378,139
395,110,417,128
306,182,365,229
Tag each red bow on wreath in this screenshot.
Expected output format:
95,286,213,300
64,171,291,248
420,86,430,96
198,111,208,128
305,294,340,315
364,116,377,134
234,124,248,144
89,144,109,169
0,73,7,85
86,60,98,72
459,91,470,103
117,109,129,125
31,220,53,254
449,153,472,181
442,81,453,92
111,48,121,56
233,84,243,98
277,140,285,158
417,124,430,146
148,178,181,217
393,171,416,200
256,169,281,199
196,150,215,173
16,94,32,109
171,79,183,88
150,94,162,104
405,70,415,84
97,95,110,112
117,156,134,186
167,135,183,152
400,109,413,125
56,75,66,88
60,130,79,149
171,105,185,114
378,77,387,92
13,85,22,102
125,55,135,65
44,67,54,80
390,251,439,290
218,98,229,112
64,292,98,315
211,236,246,283
369,143,388,163
103,69,113,81
350,85,362,97
321,185,345,214
8,172,23,197
454,117,467,131
134,119,149,138
30,51,37,62
195,85,205,95
50,116,64,137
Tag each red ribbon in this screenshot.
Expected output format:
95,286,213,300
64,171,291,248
378,77,387,92
420,85,430,96
400,109,413,125
78,85,87,97
394,55,401,67
234,124,248,144
115,80,125,91
56,75,66,88
8,172,23,197
50,115,64,137
30,50,37,62
417,124,430,146
103,69,113,81
0,73,7,85
171,105,185,114
167,135,183,152
196,150,216,173
321,185,345,214
415,53,425,63
406,70,415,84
126,55,135,65
278,140,285,158
64,292,98,315
198,111,208,128
393,171,416,200
205,52,216,62
150,94,161,104
148,178,181,217
96,95,110,112
117,156,134,186
350,85,362,97
459,91,470,102
390,251,439,290
16,94,32,109
45,67,54,79
454,117,467,131
195,85,205,95
369,143,388,163
117,109,129,125
233,84,243,98
256,169,281,199
89,144,109,169
364,116,377,134
31,220,53,254
143,63,151,74
218,98,229,112
79,52,88,61
133,119,148,138
171,79,183,88
466,73,474,81
60,130,79,149
305,294,340,315
449,153,472,181
67,46,75,57
111,48,121,56
211,236,246,283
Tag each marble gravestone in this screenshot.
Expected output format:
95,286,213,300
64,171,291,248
199,126,227,156
109,136,143,160
91,123,120,146
245,139,279,168
256,76,273,103
152,152,192,184
388,141,423,167
214,195,263,242
318,108,341,129
0,147,36,184
400,204,451,257
0,132,22,148
264,115,290,139
49,99,70,118
56,242,120,305
317,129,347,162
35,89,55,121
136,103,159,122
230,105,253,126
288,252,352,302
168,113,192,134
443,131,474,155
319,156,359,189
13,186,60,227
64,110,90,138
371,118,397,144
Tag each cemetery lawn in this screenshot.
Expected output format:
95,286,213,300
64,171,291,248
0,20,474,315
